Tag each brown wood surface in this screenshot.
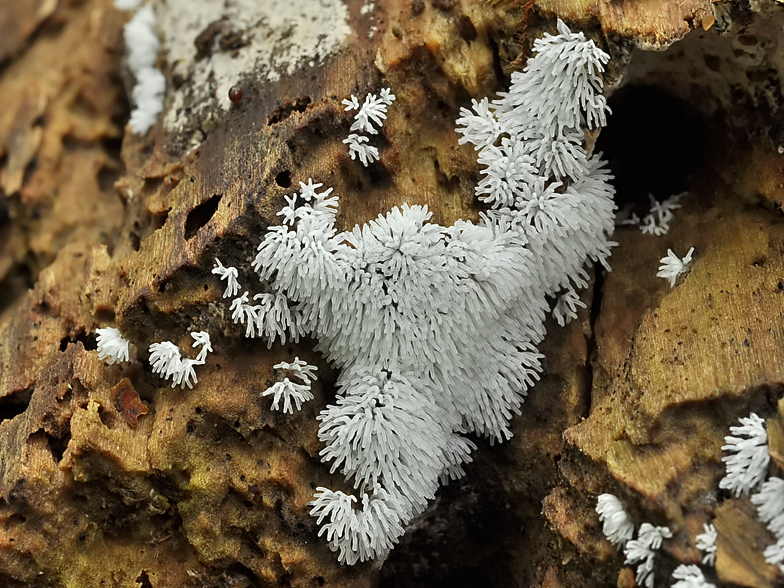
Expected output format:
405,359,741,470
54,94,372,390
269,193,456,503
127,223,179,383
1,0,784,586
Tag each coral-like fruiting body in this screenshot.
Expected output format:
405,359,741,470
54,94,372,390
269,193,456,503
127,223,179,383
96,327,131,365
235,19,615,564
596,494,634,547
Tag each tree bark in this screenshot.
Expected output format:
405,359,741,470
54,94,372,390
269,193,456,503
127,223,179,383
0,0,782,587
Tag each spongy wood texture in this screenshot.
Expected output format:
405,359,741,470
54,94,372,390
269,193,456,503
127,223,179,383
0,0,782,587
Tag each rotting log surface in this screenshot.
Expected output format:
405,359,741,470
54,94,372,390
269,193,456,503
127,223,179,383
1,0,784,587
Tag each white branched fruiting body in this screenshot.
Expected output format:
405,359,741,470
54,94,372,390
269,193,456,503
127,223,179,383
96,327,131,365
309,488,405,565
751,476,784,569
553,287,587,327
191,331,212,363
317,367,475,524
671,565,716,588
148,332,212,389
212,258,241,298
262,358,318,414
241,20,615,564
342,89,395,166
458,19,609,181
657,246,695,287
123,5,165,134
696,523,717,567
596,494,634,547
624,523,673,588
638,192,684,235
720,412,769,497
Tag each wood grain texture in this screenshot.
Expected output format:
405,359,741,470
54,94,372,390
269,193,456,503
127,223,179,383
2,0,784,586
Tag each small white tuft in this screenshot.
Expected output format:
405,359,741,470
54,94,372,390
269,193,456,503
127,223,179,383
671,564,716,588
640,193,683,236
751,477,784,569
149,333,212,389
124,5,165,134
624,523,672,588
350,92,394,134
96,327,131,365
191,331,212,364
262,357,318,414
343,134,379,166
695,523,717,567
657,247,694,287
342,95,360,111
553,287,586,327
720,413,769,497
262,379,313,413
343,88,395,166
596,494,635,547
620,211,641,227
274,357,318,384
149,341,182,381
212,259,241,299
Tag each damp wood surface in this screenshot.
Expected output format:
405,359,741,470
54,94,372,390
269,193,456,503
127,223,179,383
533,0,716,48
2,0,784,587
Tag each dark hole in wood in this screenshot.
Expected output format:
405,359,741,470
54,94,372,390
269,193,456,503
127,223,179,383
457,15,477,42
46,430,70,463
184,193,223,240
59,332,97,353
97,404,116,429
129,232,141,251
275,170,292,188
595,85,706,211
0,387,32,424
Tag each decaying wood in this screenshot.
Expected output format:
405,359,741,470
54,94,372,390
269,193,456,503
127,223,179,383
2,0,784,586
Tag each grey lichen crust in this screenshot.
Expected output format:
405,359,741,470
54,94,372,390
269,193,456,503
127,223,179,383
153,0,353,138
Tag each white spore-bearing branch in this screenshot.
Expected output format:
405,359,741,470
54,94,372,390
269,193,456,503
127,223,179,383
342,88,396,166
595,494,721,588
753,477,784,569
148,331,212,389
212,258,241,298
695,523,716,567
671,565,716,588
219,20,616,564
720,412,769,497
262,358,318,414
96,327,131,365
624,523,673,588
622,193,684,236
657,246,695,287
119,2,166,134
596,493,634,547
